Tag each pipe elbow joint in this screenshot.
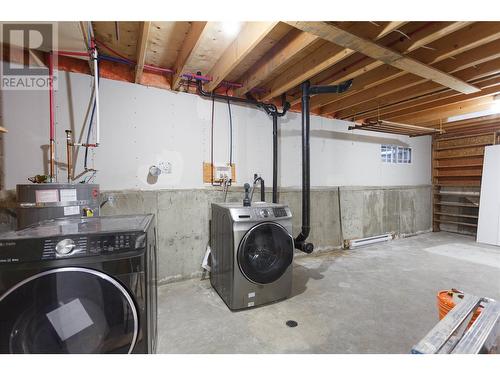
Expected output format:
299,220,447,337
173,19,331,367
295,241,314,254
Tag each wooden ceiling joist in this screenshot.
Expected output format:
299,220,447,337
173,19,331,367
325,46,500,119
391,22,472,54
377,75,500,122
362,74,500,122
233,29,319,96
400,96,499,125
267,22,405,103
300,21,476,108
408,22,500,65
286,21,480,95
34,21,500,136
335,56,500,120
376,22,408,39
172,22,208,90
204,22,280,92
261,43,354,100
356,43,500,120
134,21,151,83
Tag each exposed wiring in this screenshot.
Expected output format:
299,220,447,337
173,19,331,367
420,45,437,51
369,21,381,27
84,99,97,170
94,38,174,74
393,29,411,40
84,170,97,183
210,95,218,186
84,56,100,170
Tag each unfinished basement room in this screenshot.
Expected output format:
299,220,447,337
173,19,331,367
1,1,500,369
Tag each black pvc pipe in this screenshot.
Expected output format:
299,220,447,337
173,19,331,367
271,95,289,204
309,79,353,95
196,76,277,111
272,114,278,203
294,81,314,254
195,76,290,205
253,175,265,202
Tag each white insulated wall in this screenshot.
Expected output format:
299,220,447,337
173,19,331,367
1,70,431,190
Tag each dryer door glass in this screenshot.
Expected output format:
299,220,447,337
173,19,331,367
0,268,138,354
238,222,293,284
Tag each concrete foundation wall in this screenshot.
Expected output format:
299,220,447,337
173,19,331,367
0,184,431,283
101,185,431,283
339,185,432,240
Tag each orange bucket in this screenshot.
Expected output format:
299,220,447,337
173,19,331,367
437,289,482,326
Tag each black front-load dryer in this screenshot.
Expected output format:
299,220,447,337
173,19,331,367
0,214,157,354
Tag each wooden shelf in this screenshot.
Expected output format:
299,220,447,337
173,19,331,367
436,173,482,177
434,202,479,208
434,142,492,151
434,132,496,141
434,153,484,160
434,212,479,219
434,182,481,187
434,192,480,197
434,164,483,169
435,219,478,227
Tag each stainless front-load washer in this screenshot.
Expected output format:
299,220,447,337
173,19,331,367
210,202,294,310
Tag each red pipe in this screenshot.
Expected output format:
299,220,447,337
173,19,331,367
57,50,90,57
88,39,267,93
143,65,174,74
220,81,243,88
48,52,55,181
182,72,211,82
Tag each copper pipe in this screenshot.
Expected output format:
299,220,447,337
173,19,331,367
48,52,55,181
49,139,55,181
65,130,73,183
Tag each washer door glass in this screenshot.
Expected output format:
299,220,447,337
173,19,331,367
238,222,293,284
0,268,138,354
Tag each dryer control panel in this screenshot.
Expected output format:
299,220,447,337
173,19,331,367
0,232,143,264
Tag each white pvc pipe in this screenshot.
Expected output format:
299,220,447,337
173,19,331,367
93,45,100,145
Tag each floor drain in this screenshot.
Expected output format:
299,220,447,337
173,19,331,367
286,320,298,327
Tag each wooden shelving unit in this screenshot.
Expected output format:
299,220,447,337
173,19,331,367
432,126,500,236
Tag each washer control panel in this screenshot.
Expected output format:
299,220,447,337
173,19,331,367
231,205,292,221
257,208,271,218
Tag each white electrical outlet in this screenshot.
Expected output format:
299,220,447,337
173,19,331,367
158,161,172,174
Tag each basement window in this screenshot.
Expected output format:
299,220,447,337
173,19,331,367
381,145,412,164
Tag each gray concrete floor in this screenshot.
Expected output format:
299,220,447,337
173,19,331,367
157,232,500,354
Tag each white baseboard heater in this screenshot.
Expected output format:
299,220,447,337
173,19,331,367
345,233,393,249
